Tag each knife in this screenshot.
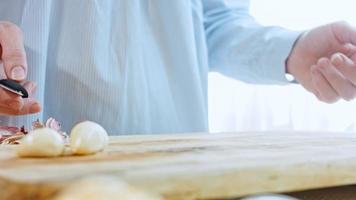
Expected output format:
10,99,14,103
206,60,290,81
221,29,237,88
0,79,29,98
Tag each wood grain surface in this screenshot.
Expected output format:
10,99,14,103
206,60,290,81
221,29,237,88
1,131,356,200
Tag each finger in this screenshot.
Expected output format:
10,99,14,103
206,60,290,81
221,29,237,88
319,56,356,101
310,65,324,100
0,61,6,79
23,81,37,97
0,22,27,81
0,81,38,113
331,53,356,85
0,87,23,110
340,43,356,60
311,62,340,103
0,98,40,115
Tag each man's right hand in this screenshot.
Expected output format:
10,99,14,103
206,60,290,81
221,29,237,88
0,21,40,115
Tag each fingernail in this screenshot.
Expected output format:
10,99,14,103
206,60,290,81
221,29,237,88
29,102,40,113
343,54,355,65
331,54,343,66
11,66,25,80
343,43,353,52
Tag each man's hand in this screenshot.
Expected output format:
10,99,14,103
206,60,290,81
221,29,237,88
287,21,356,103
0,21,40,115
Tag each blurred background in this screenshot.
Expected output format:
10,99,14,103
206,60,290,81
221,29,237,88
208,0,356,133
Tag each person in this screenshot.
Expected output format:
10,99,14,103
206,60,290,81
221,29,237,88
0,0,355,134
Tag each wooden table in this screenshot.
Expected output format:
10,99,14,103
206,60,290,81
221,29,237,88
1,131,356,200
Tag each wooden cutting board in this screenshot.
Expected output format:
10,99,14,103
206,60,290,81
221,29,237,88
1,131,356,200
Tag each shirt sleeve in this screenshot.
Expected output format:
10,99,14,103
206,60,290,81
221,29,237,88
203,0,302,84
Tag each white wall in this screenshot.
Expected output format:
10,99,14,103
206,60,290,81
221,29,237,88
251,0,356,29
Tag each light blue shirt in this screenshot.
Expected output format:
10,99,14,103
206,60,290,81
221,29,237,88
0,0,300,135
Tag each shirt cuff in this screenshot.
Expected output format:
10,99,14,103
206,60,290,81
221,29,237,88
261,29,303,85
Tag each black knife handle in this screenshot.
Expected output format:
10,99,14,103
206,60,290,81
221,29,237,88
0,79,29,98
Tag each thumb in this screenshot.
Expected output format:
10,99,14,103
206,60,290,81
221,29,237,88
332,21,356,48
0,22,27,81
